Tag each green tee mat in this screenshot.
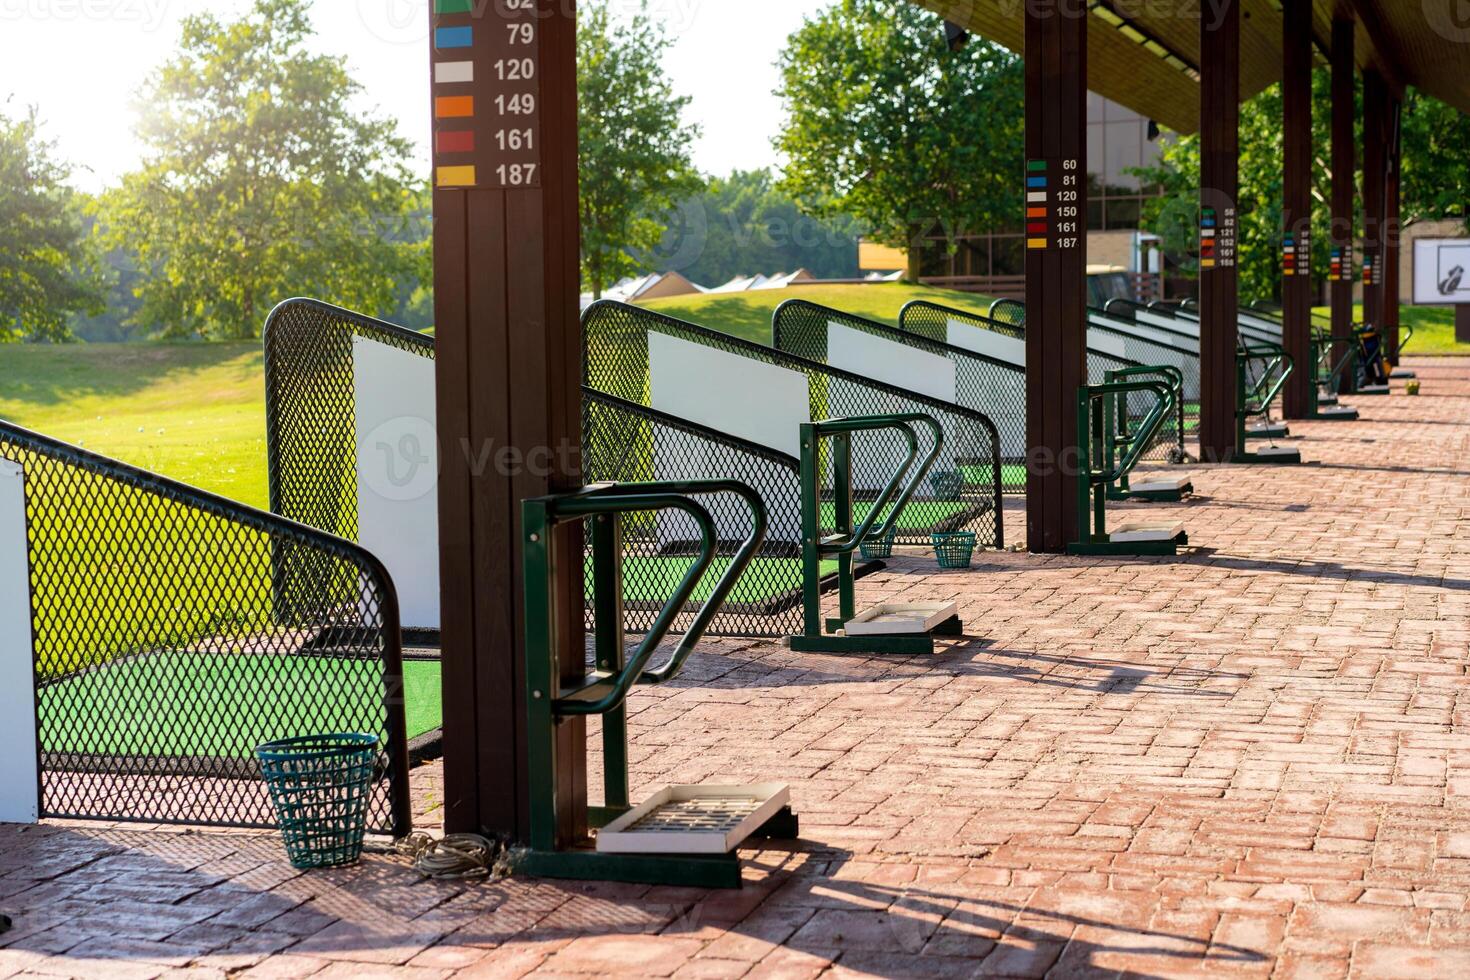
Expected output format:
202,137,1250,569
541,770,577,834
39,652,442,757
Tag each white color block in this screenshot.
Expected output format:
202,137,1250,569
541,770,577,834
353,338,441,630
827,321,956,404
0,458,38,824
945,320,1026,367
649,332,808,459
434,61,474,84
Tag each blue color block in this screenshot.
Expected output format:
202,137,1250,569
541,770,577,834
436,26,473,49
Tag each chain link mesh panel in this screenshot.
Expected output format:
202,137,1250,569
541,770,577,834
583,390,817,638
771,299,1026,495
0,421,411,834
583,300,1002,549
264,298,435,574
897,299,1187,463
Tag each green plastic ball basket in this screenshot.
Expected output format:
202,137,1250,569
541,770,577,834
932,531,977,569
858,524,897,559
256,733,379,870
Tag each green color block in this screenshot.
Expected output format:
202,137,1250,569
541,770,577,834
435,0,474,13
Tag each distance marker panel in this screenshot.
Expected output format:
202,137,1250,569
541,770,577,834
430,0,543,189
1024,159,1081,251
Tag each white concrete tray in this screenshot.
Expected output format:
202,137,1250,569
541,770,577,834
1252,445,1300,458
1318,406,1357,416
596,783,790,855
844,601,958,636
1111,520,1185,543
1132,475,1192,493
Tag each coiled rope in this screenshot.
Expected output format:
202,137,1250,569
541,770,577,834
394,833,502,880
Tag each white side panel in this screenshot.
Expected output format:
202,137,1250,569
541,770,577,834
1138,310,1199,339
650,333,810,547
1087,330,1127,359
353,338,441,630
826,322,957,404
946,319,1026,367
1413,239,1470,305
649,333,808,458
0,459,38,824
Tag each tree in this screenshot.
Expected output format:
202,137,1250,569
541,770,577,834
648,169,860,285
775,0,1024,277
1137,81,1470,300
99,0,422,340
1400,89,1470,230
0,106,103,342
578,1,701,298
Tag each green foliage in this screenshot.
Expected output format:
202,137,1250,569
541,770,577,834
0,106,103,342
775,0,1023,265
97,0,423,340
1137,81,1470,300
1400,90,1470,230
649,169,860,285
578,1,701,298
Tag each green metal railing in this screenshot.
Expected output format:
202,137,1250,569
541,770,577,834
523,479,767,853
798,414,942,643
1076,379,1176,547
1102,365,1185,500
1236,342,1293,450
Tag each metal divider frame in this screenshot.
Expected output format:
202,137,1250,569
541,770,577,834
0,420,411,835
1070,379,1187,557
517,479,796,889
1233,342,1303,465
582,388,821,639
582,300,1003,548
263,298,831,641
894,298,1184,465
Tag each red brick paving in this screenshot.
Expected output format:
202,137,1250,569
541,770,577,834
2,358,1469,978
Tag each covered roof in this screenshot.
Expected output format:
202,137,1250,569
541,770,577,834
916,0,1470,134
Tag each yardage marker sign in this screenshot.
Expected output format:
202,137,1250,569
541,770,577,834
1024,159,1081,251
430,0,543,189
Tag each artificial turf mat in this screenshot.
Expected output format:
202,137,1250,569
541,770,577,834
39,652,443,758
819,498,975,530
599,555,838,604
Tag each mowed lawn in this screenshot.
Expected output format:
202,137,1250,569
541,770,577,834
0,342,270,509
1312,303,1467,355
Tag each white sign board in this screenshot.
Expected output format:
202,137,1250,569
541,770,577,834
649,333,808,458
0,459,39,824
945,319,1026,367
353,338,440,630
827,321,957,404
1413,238,1470,305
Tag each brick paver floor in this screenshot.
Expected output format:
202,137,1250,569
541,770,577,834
4,357,1470,979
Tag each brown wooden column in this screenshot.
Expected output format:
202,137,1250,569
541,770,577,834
430,1,585,841
1023,0,1087,553
1383,97,1403,361
1362,70,1387,330
1328,17,1356,395
1280,0,1314,418
1198,0,1240,460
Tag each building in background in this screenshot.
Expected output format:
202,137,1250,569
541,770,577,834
907,93,1168,301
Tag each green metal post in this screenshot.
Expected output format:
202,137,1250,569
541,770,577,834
833,432,855,628
798,422,823,641
591,512,628,816
522,499,559,853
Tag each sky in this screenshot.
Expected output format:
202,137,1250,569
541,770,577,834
0,0,827,193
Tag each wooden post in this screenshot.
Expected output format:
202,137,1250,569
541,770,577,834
1023,0,1087,553
1280,0,1313,418
1362,71,1387,330
430,0,585,843
1383,97,1403,361
1198,0,1240,460
1458,305,1470,345
1329,18,1356,395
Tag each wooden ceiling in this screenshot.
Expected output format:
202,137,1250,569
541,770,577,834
914,1,1470,134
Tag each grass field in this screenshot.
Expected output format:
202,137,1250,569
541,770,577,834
1312,304,1466,355
0,342,270,508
